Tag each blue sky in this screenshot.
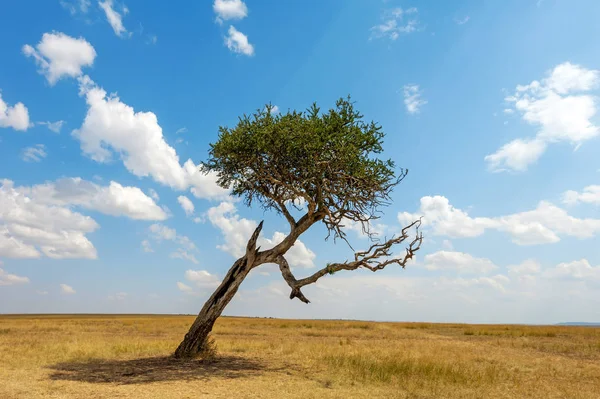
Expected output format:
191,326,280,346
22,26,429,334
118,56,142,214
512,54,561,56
1,0,600,324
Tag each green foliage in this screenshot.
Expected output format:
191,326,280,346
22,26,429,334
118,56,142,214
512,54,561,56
202,97,401,226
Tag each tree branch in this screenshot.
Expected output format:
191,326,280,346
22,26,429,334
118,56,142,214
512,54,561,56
245,220,263,266
276,219,423,303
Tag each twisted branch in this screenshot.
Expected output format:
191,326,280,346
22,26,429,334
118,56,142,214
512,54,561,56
275,218,423,303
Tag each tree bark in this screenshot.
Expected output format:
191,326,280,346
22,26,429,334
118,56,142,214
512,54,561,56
173,221,264,359
173,257,250,358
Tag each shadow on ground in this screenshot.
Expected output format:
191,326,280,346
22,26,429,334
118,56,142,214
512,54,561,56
48,355,270,384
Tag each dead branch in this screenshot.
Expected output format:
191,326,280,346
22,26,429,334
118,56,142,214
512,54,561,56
275,218,423,303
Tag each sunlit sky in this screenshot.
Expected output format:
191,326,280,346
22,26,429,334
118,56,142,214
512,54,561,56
1,0,600,324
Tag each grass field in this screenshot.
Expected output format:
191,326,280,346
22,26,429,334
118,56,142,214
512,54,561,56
1,315,600,398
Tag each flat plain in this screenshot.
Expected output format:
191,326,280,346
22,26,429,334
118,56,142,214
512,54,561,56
1,314,599,398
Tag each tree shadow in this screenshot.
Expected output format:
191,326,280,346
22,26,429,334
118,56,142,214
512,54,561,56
48,355,270,384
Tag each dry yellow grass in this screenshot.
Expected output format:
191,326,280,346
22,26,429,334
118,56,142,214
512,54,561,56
1,315,600,398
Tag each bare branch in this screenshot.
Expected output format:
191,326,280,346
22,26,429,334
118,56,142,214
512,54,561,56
245,220,264,266
276,218,423,303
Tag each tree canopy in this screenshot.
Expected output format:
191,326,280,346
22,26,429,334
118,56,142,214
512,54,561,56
203,97,406,241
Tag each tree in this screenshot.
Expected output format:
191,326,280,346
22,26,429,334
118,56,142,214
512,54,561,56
173,97,423,358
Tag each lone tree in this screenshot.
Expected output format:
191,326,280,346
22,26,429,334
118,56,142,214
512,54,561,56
174,97,422,358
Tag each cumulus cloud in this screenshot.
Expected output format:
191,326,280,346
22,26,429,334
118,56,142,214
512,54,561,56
206,201,316,268
563,185,600,206
60,283,76,294
507,259,541,283
184,269,221,289
486,62,600,172
370,7,419,41
23,32,96,85
177,195,195,216
399,195,600,245
1,179,98,259
73,75,229,200
403,84,427,114
224,26,254,56
423,251,498,274
21,144,47,163
18,177,167,221
1,177,166,260
0,92,30,131
99,0,129,37
0,268,30,286
543,259,600,282
213,0,248,23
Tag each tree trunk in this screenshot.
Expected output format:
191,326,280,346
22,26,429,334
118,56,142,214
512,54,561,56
173,257,251,358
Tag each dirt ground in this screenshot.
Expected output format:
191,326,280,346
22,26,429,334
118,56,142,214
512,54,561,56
1,315,599,398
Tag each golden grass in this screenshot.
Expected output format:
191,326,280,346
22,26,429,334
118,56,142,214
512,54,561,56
1,315,600,398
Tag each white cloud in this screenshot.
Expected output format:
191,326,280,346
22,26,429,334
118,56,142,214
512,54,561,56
60,283,76,294
18,177,167,221
149,223,177,241
563,185,600,206
441,239,454,250
184,269,221,289
370,7,419,41
423,251,498,274
206,201,256,258
175,127,188,134
60,0,91,15
0,91,30,131
73,76,229,200
484,138,547,172
141,239,153,253
436,275,510,293
1,179,98,259
206,201,316,268
508,259,541,283
177,281,193,293
0,268,30,286
38,120,65,133
224,26,254,56
544,259,600,282
399,195,600,245
1,177,166,260
177,195,195,216
486,62,600,172
98,0,129,37
23,32,96,85
269,105,280,115
148,188,159,201
170,248,199,264
21,144,47,163
403,84,427,114
213,0,248,23
148,224,198,260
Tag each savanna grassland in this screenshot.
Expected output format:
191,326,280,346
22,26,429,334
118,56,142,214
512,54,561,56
1,315,600,398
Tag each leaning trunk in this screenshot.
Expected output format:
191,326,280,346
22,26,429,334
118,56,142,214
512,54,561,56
174,257,251,358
